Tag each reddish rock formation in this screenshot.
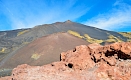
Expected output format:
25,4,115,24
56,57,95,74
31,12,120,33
1,42,131,80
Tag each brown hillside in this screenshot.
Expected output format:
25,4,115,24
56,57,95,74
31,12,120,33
0,32,89,69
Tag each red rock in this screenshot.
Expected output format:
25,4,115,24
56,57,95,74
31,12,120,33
1,42,131,80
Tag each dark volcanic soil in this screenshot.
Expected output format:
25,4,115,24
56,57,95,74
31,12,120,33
0,32,89,69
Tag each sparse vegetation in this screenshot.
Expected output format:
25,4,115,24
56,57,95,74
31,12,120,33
17,30,29,36
67,30,126,44
106,35,122,42
84,34,103,44
84,34,91,39
67,30,84,38
119,32,131,38
31,53,41,60
22,42,30,45
83,34,123,43
0,48,6,53
119,32,131,42
105,38,116,43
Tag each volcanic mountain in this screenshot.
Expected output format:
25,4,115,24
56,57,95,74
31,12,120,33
0,21,129,61
0,32,89,76
0,32,89,68
0,20,131,77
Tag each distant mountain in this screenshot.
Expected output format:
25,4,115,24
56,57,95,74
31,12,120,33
0,20,131,76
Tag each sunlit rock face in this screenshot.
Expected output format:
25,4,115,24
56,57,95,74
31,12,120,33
1,42,131,80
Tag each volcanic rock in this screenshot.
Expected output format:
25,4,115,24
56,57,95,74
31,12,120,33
1,42,131,80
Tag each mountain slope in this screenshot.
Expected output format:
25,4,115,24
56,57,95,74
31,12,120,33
12,20,126,42
0,20,130,63
6,20,127,45
0,20,131,77
0,32,89,72
0,20,130,62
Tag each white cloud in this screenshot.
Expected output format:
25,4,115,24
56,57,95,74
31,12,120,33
85,1,131,31
2,0,90,29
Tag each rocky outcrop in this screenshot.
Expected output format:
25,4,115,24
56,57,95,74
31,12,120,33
1,42,131,80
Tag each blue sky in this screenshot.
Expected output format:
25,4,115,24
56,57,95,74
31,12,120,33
0,0,131,32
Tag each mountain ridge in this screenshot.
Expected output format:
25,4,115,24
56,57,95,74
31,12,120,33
0,21,130,61
0,20,131,77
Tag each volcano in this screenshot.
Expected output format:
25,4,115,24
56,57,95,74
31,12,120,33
0,20,130,77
